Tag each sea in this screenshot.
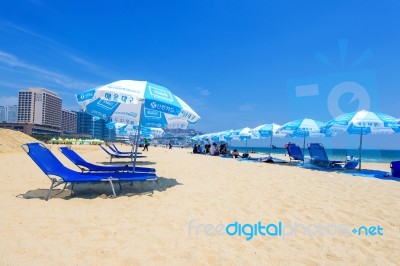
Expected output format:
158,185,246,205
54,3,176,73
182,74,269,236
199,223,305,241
229,146,400,163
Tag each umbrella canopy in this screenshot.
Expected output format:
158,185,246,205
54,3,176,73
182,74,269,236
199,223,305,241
251,123,283,155
231,127,253,148
210,132,226,143
76,80,200,170
191,136,201,142
210,130,233,143
322,109,400,170
277,118,327,156
76,80,200,129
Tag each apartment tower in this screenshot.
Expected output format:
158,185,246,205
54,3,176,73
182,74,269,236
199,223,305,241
17,88,62,129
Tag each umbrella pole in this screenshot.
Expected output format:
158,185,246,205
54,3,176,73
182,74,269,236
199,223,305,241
358,130,363,171
132,100,144,172
269,135,273,156
303,134,306,161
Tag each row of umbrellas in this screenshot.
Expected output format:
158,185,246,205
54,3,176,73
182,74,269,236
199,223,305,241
192,110,400,170
73,80,399,172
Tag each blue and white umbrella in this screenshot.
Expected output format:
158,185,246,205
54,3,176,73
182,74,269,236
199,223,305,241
76,80,200,169
191,135,201,142
276,118,328,155
210,130,233,143
250,123,283,155
231,127,254,148
198,133,212,142
76,80,200,129
322,109,400,170
117,125,164,138
210,132,226,143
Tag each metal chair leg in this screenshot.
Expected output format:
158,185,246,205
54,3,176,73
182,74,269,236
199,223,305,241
108,178,117,198
46,179,56,201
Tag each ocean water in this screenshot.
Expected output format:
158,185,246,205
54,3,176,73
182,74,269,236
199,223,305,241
230,146,400,163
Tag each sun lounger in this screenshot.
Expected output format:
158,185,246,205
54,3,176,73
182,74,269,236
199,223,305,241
59,146,155,173
22,142,157,200
308,143,359,169
390,161,400,177
285,143,304,163
108,143,142,155
99,144,146,162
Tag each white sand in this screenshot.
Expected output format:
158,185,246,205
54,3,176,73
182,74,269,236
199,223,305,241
0,129,399,265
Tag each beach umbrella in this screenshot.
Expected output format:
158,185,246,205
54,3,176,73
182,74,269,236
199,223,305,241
200,133,212,142
191,135,201,142
128,126,164,138
251,123,283,155
277,118,327,156
76,80,200,170
210,132,226,143
221,130,234,142
322,110,400,170
210,130,234,143
77,80,200,129
231,127,253,148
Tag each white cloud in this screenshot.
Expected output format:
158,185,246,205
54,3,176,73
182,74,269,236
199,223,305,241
0,22,111,77
0,50,97,90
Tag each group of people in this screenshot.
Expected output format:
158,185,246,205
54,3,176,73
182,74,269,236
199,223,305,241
192,142,242,158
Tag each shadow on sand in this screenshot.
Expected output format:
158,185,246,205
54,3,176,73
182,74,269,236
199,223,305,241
16,176,182,200
99,160,156,166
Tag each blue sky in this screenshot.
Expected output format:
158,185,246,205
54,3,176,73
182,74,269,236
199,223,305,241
1,1,400,148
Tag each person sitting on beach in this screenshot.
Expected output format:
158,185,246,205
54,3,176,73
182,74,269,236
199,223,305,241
205,144,211,155
197,145,203,154
210,143,220,156
219,143,228,155
193,144,199,154
345,154,354,162
231,149,241,158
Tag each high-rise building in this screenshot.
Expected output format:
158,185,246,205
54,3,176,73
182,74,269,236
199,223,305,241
76,110,114,140
0,105,18,122
17,88,62,129
0,106,5,122
62,109,77,134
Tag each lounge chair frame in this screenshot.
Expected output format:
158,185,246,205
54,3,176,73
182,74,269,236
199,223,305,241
285,143,304,163
99,144,145,162
59,146,155,173
308,143,358,169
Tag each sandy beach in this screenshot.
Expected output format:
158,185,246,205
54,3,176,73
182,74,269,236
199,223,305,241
0,130,399,265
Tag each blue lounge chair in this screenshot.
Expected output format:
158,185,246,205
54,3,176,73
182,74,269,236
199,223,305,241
110,143,142,155
99,144,146,162
22,142,157,200
308,143,359,169
390,161,400,177
59,146,155,173
285,143,304,163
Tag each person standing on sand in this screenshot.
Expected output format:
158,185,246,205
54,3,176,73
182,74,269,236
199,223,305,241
142,138,149,151
168,142,172,149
